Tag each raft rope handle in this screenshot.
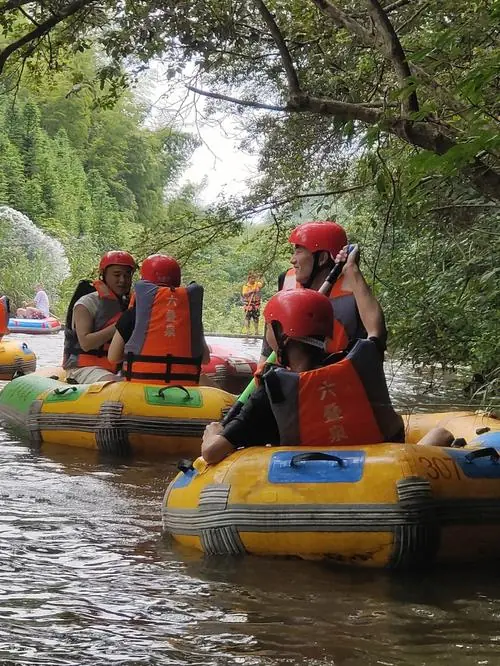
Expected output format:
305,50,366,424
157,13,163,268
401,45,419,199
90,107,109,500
464,447,500,464
290,452,344,467
157,385,192,401
53,386,78,395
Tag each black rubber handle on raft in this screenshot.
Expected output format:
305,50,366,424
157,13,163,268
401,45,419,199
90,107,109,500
318,244,354,294
476,427,491,435
157,385,192,401
450,437,467,448
177,459,195,473
465,447,500,464
54,386,78,395
290,452,344,467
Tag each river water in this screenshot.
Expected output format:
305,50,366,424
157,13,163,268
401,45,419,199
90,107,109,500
0,332,498,666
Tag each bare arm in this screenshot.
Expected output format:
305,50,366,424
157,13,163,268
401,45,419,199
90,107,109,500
201,422,234,464
73,304,116,352
336,245,386,340
107,329,125,363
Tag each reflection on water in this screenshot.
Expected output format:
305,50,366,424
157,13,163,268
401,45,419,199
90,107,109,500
0,332,498,665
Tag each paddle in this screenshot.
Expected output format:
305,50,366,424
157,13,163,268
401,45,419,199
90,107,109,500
221,245,355,425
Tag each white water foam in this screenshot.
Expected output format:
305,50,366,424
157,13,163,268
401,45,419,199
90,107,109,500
0,206,70,290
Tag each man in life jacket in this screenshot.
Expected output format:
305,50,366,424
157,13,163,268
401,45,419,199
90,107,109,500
63,250,136,384
241,272,264,336
202,283,405,464
107,254,210,385
0,296,10,341
258,220,386,366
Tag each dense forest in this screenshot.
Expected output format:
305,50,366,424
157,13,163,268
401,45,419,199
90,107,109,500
0,0,498,400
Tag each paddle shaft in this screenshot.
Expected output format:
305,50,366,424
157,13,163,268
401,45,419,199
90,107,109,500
221,248,352,426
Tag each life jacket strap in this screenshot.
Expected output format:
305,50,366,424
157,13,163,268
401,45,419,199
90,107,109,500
123,352,203,383
263,368,286,403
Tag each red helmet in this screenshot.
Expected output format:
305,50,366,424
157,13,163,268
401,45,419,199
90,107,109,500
264,289,333,339
140,254,181,287
99,251,136,274
289,221,347,257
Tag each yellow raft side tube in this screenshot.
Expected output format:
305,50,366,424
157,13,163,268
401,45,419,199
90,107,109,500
0,338,36,380
0,373,235,457
162,411,500,569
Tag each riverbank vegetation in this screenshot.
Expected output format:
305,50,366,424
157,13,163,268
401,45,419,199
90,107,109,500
0,0,498,398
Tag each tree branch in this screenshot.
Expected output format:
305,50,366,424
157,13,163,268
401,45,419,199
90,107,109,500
18,6,39,26
384,0,412,12
366,0,418,115
428,203,499,212
150,183,375,251
310,0,473,119
397,2,429,35
253,0,301,95
0,0,33,13
190,83,500,200
0,0,95,75
187,85,288,111
310,0,372,44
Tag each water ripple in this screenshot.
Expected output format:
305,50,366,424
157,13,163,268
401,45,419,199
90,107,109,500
0,334,497,665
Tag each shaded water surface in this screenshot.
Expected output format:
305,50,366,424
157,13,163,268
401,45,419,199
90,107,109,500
0,332,497,665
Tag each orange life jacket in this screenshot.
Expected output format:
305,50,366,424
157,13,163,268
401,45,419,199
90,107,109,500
242,282,262,311
122,280,204,385
282,268,365,352
264,339,403,446
0,296,10,336
63,280,124,372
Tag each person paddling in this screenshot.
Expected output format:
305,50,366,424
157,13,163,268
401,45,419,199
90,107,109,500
63,251,136,384
202,255,405,464
259,221,385,366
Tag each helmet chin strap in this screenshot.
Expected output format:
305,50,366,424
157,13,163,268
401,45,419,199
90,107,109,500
271,321,290,367
293,336,326,350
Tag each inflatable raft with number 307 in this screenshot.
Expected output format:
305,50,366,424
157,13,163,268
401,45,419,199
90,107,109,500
162,411,500,569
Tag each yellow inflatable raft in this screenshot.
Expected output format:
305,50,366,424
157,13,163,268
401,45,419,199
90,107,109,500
0,373,234,457
162,411,500,569
0,338,36,380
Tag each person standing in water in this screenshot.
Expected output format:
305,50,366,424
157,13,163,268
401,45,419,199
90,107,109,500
241,272,264,336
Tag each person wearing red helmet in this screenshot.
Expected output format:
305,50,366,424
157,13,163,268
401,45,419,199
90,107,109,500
259,220,386,366
63,250,136,383
202,284,404,464
107,254,210,384
139,253,181,287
